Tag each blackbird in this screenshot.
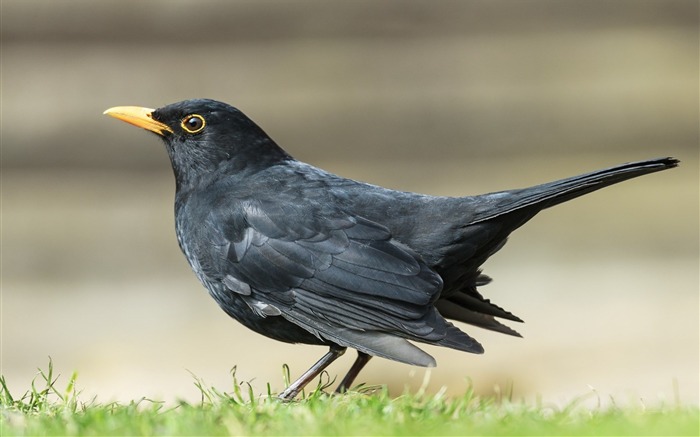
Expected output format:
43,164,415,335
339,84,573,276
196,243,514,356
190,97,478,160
104,99,678,400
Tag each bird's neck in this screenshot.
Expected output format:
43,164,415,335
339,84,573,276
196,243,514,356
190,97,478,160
171,154,294,198
167,138,291,193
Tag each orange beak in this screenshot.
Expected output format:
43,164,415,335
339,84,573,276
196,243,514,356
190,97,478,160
103,106,173,136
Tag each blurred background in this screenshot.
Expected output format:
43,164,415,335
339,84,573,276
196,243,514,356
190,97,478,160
2,0,698,407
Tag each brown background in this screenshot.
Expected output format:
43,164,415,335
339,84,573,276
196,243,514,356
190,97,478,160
2,0,698,407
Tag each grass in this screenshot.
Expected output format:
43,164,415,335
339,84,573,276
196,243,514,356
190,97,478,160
1,361,698,436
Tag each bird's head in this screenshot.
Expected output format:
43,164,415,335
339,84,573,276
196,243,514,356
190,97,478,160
104,99,291,190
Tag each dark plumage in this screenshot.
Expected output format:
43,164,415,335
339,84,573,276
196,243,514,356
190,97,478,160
104,99,678,400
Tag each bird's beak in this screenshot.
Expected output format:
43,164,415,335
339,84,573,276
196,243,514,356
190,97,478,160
103,106,173,136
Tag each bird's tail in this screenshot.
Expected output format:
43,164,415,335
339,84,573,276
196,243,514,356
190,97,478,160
471,157,679,223
436,157,678,340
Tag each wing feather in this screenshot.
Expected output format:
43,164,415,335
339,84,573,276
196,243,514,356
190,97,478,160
202,199,481,364
333,240,421,275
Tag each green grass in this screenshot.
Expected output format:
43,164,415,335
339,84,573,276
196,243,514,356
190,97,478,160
1,361,698,436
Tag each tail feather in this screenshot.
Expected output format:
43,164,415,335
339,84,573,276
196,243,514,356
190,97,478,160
471,157,679,223
447,289,523,323
433,323,485,354
436,157,678,341
436,299,522,337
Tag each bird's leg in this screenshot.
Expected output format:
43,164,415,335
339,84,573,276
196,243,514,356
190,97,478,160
335,351,372,394
278,346,346,401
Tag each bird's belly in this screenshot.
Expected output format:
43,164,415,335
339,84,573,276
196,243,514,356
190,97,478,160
177,225,328,346
205,282,329,346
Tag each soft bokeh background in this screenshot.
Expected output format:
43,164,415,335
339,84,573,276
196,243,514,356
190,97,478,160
2,0,698,407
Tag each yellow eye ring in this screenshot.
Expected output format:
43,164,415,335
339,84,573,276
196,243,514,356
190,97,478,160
181,114,206,134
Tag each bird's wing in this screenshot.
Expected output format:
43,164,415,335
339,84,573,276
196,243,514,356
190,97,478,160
202,198,482,365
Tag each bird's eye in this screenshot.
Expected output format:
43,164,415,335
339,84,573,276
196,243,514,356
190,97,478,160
181,114,206,134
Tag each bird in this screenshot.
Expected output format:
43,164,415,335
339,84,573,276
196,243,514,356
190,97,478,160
104,99,678,400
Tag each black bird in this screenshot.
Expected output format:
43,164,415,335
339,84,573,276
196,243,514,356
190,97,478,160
104,99,678,400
